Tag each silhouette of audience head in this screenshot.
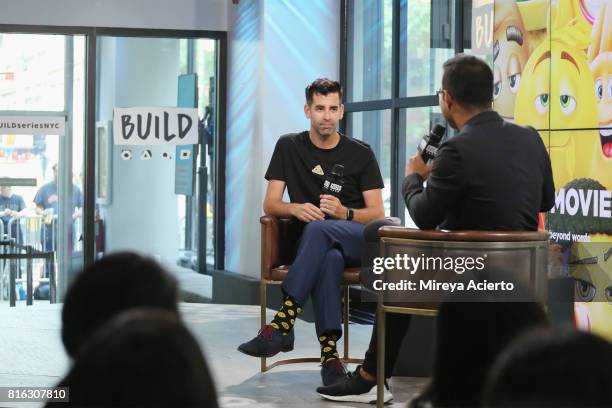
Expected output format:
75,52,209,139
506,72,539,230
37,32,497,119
483,328,612,407
411,291,549,408
61,251,179,357
48,309,218,407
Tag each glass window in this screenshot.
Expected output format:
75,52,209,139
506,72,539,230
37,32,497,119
399,0,455,97
345,109,392,215
346,0,393,102
95,36,218,273
0,34,67,111
343,0,467,220
0,33,86,301
399,106,443,224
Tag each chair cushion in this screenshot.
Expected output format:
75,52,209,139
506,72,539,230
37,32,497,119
269,266,361,285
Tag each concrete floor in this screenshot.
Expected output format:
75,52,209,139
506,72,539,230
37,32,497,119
0,302,427,407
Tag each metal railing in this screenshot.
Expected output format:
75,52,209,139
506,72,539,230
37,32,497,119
0,213,82,305
0,239,56,306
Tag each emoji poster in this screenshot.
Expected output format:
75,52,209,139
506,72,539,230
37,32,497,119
490,0,611,340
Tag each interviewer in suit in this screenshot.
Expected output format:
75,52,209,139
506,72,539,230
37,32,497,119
404,54,555,230
316,54,555,404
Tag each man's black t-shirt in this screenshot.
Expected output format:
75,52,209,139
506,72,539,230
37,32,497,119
265,131,384,209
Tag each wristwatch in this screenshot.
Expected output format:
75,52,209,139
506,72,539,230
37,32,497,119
346,207,354,221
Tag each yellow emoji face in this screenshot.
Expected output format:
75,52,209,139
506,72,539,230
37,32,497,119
550,41,599,130
514,43,551,130
493,0,530,121
571,242,612,341
591,55,612,158
588,1,612,160
515,38,600,189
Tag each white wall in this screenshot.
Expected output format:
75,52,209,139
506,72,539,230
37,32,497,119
0,0,228,31
225,0,340,278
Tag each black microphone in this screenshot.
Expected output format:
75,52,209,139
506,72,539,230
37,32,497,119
417,124,446,163
322,164,344,198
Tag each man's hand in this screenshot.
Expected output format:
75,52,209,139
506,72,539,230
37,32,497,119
405,153,433,179
319,194,346,219
290,202,325,223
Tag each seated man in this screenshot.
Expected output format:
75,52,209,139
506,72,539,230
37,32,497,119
317,54,555,402
238,78,385,386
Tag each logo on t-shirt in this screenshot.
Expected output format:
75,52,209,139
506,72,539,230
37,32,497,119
312,165,324,176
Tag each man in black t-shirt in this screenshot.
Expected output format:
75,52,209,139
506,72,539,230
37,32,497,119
238,79,385,386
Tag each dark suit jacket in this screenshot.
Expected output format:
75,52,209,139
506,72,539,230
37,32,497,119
403,111,555,231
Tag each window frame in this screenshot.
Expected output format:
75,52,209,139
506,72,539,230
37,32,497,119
340,0,467,219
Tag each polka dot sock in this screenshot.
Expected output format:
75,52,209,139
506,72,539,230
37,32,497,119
270,295,302,335
319,333,340,364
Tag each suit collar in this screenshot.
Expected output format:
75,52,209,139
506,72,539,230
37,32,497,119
463,110,502,128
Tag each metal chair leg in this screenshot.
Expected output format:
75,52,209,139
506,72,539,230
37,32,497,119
260,280,267,372
343,285,349,360
376,299,385,408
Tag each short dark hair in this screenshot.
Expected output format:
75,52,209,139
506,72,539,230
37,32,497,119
417,298,548,407
61,251,179,357
49,310,218,408
305,78,342,105
442,54,493,109
483,329,612,407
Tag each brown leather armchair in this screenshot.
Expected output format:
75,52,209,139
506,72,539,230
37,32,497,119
372,227,550,407
259,215,363,372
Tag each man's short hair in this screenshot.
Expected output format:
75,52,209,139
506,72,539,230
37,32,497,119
483,329,612,407
442,54,493,109
51,310,218,408
61,251,179,357
305,78,343,105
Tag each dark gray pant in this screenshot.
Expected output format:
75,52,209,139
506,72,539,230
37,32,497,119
281,219,364,338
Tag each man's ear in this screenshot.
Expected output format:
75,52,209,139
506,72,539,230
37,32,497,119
442,91,452,110
339,103,345,120
304,104,311,119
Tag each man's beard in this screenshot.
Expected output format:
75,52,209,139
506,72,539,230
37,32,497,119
443,112,457,130
316,124,335,137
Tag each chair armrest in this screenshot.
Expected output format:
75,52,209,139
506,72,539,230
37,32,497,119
261,215,281,278
378,227,550,242
260,215,303,279
363,217,401,242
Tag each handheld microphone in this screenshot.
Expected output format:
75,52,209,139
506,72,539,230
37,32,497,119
322,164,344,198
417,124,446,163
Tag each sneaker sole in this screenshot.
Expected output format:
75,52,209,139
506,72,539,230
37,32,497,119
317,390,393,404
236,344,294,358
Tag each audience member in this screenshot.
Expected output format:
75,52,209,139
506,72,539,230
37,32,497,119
46,309,218,407
482,328,612,407
409,294,549,408
61,251,179,357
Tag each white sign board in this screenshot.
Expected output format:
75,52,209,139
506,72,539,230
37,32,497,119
0,116,65,135
113,107,199,146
